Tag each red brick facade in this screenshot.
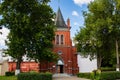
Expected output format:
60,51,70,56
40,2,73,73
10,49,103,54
8,62,39,72
8,8,79,75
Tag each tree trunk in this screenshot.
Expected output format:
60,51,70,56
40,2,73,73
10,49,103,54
15,59,21,75
97,53,102,69
39,62,41,72
116,40,120,71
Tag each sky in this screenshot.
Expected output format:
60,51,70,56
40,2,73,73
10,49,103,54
0,0,93,49
50,0,93,38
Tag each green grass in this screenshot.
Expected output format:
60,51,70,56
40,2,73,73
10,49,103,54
0,76,17,80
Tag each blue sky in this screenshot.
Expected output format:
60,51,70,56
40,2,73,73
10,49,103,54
0,0,93,49
49,0,93,38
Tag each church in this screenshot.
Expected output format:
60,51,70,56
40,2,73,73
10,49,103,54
8,8,79,75
53,8,79,74
40,8,79,75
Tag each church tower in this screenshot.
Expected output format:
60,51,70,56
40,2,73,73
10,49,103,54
52,8,79,74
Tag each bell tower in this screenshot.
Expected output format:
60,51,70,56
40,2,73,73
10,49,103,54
53,8,79,74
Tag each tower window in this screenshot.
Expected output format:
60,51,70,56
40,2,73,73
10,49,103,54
56,35,59,44
61,35,64,44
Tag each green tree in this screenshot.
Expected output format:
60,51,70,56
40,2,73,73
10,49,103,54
75,0,120,69
0,0,57,74
112,0,120,71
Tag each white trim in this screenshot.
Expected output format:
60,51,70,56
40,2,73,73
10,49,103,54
15,69,20,75
116,68,120,71
57,59,64,65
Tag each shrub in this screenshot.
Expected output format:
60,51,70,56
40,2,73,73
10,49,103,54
100,71,120,80
101,67,115,71
77,73,91,79
17,72,52,80
77,71,120,80
91,69,101,80
5,71,15,76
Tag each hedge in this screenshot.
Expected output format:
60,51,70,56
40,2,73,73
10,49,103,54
101,67,116,71
5,71,15,76
77,73,91,79
17,72,52,80
77,71,120,80
101,71,120,80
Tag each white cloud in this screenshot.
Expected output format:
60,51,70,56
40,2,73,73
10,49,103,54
72,11,79,17
73,0,94,6
74,22,79,26
0,27,9,49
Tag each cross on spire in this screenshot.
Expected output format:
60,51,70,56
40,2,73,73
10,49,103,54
58,0,60,7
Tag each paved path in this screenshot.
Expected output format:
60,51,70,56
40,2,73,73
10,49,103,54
53,74,90,80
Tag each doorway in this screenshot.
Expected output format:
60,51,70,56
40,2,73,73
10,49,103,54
57,59,64,73
57,65,64,73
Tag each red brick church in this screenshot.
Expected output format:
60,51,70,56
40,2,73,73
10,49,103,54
8,8,79,75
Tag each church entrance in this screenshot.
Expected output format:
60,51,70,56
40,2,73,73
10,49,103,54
57,65,64,73
57,59,64,73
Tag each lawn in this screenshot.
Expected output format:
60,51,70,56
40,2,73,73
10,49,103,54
0,76,17,80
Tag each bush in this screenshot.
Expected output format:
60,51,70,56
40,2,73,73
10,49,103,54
77,73,91,79
101,67,116,71
100,71,120,80
91,69,101,80
77,71,120,80
5,71,15,76
17,72,52,80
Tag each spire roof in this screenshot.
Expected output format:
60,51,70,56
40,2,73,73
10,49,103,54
55,8,67,28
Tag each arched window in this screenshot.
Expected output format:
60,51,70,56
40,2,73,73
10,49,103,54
61,35,64,44
56,35,59,44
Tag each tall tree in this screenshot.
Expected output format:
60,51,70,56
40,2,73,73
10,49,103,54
75,0,120,69
0,0,57,74
112,0,120,71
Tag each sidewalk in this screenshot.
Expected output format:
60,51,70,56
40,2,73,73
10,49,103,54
53,74,90,80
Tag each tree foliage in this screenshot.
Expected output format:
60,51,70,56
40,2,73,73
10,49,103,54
75,0,120,68
0,0,58,72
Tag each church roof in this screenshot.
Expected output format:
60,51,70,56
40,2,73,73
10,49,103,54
55,8,67,28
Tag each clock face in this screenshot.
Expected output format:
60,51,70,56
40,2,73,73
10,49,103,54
57,51,62,55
